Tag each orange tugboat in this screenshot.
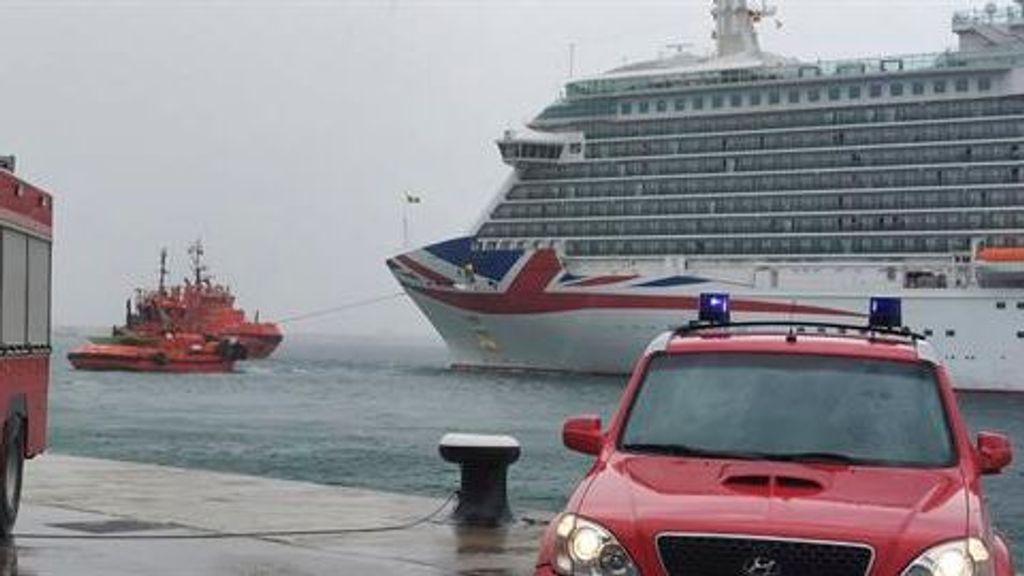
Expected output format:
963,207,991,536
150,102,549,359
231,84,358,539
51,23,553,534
68,241,282,373
121,241,284,359
67,333,240,373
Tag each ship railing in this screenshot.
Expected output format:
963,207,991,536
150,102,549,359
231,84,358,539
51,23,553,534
953,6,1024,30
560,49,1023,101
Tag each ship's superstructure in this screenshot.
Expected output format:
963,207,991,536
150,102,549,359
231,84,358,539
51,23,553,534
122,242,284,359
389,1,1024,391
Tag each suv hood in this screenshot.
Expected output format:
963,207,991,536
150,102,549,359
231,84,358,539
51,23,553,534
577,454,969,571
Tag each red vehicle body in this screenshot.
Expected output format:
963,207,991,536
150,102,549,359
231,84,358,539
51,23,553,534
535,321,1016,576
0,161,53,537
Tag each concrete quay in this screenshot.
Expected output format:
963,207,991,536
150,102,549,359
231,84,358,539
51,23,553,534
11,455,550,575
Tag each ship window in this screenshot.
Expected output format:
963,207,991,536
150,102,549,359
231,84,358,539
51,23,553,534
828,86,841,101
870,84,883,98
807,89,821,102
788,90,800,104
769,91,781,105
620,102,632,115
997,302,1007,310
1018,331,1024,339
749,92,762,106
1018,302,1024,310
693,96,704,110
890,83,904,96
955,78,969,92
639,101,650,113
924,329,934,337
934,80,947,93
674,98,686,111
913,82,925,95
730,94,743,107
657,100,667,112
978,77,992,91
712,95,724,109
945,329,956,337
849,86,861,99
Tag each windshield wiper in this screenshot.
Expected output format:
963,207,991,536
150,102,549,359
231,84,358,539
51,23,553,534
621,443,766,461
622,446,884,466
761,451,875,465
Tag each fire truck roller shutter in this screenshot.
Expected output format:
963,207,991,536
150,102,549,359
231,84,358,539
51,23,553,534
0,229,50,348
1,230,27,346
26,237,50,347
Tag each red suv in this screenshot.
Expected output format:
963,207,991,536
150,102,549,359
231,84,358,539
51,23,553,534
535,296,1016,576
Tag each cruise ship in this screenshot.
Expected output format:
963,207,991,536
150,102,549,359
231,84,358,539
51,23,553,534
388,0,1024,391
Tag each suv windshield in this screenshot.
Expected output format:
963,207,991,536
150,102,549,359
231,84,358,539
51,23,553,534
621,353,955,467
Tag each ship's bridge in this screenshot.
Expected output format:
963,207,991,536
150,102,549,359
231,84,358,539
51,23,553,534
496,129,583,167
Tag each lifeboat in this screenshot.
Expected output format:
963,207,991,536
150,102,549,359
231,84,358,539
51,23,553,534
67,333,243,373
976,247,1024,287
978,247,1024,262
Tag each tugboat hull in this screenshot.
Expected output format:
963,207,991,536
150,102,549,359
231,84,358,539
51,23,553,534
222,323,283,359
67,342,236,374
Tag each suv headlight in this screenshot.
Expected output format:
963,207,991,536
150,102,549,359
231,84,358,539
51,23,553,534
902,538,993,576
552,514,639,576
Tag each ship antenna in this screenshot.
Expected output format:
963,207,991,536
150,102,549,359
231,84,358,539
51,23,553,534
188,239,208,286
568,42,576,79
158,248,169,294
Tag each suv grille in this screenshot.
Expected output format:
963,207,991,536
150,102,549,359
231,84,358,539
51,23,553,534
656,535,873,576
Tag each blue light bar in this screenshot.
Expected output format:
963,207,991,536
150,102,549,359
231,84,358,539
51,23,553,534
699,293,731,325
869,297,903,328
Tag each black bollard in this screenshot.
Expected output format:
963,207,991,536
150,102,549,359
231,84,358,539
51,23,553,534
438,433,521,527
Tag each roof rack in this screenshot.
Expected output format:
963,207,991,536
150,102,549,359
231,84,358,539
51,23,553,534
673,321,927,342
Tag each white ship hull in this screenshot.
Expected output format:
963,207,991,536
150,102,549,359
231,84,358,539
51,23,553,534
389,238,1024,392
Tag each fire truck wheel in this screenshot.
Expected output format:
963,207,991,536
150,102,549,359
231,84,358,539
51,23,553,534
0,417,23,539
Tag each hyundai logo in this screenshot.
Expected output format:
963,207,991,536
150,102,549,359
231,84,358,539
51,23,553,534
742,557,781,576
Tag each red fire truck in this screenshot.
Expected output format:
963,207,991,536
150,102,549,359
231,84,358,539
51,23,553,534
0,156,52,537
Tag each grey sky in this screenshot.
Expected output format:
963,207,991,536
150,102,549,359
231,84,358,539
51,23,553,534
0,0,969,338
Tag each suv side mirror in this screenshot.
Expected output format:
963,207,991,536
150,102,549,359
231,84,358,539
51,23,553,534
977,432,1013,475
563,415,603,456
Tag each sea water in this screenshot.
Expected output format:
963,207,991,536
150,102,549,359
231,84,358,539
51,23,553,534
50,333,1023,563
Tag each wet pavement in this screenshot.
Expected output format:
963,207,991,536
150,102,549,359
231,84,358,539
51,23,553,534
12,455,549,575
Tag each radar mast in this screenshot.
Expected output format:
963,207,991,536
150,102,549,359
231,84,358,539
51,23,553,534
188,240,209,286
158,248,169,294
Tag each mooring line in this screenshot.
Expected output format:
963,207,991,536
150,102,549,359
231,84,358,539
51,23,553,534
15,492,456,541
276,292,407,324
